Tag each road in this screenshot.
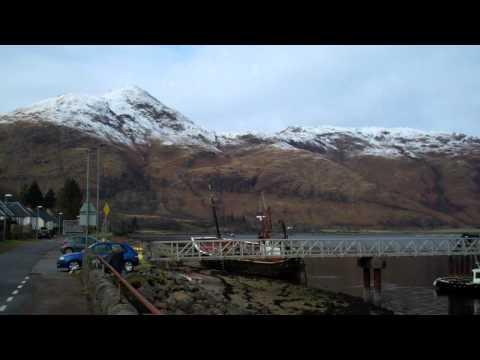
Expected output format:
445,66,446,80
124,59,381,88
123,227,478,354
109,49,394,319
0,237,91,314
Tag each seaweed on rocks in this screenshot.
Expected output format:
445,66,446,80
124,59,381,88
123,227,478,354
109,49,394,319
129,263,393,315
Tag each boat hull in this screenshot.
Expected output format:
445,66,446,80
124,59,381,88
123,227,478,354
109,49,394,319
434,276,480,295
202,258,305,283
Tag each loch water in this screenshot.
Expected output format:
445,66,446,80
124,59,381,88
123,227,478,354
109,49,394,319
305,255,480,315
237,232,480,315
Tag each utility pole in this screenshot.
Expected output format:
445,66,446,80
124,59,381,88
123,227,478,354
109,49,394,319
96,147,100,239
86,149,90,247
75,146,94,245
95,144,106,239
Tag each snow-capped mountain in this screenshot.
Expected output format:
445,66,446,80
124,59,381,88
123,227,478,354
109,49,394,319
1,86,478,159
1,86,480,230
0,86,218,151
218,126,480,158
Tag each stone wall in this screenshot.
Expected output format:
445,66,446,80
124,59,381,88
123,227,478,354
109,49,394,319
86,269,139,315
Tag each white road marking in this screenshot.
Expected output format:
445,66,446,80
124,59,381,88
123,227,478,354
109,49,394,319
17,285,23,289
21,280,26,284
25,276,30,280
12,290,18,295
0,305,6,312
6,297,13,302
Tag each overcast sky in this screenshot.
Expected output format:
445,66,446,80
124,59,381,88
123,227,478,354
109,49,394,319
1,45,479,135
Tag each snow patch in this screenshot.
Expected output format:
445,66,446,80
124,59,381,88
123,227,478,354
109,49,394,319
2,85,218,151
270,142,301,151
2,87,478,159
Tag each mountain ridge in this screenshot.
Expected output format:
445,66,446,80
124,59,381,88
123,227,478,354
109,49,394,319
0,85,218,151
1,86,479,230
1,85,478,160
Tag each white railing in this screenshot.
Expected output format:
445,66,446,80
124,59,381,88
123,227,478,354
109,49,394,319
149,237,480,261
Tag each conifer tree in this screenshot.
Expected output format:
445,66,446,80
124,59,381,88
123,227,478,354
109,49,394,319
19,184,29,204
58,178,83,219
44,189,56,209
25,181,44,208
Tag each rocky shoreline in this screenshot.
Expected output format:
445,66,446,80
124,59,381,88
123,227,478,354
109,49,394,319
124,261,393,315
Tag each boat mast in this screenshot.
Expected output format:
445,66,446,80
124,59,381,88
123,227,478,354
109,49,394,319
209,184,221,239
258,191,272,239
265,206,272,239
279,220,288,239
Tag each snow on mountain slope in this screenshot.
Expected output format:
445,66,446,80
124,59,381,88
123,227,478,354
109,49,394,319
218,126,480,158
0,86,218,151
277,126,480,158
1,86,478,158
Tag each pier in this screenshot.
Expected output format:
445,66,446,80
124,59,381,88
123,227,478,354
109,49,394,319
149,237,480,261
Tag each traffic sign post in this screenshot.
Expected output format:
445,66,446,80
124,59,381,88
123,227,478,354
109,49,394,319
103,202,110,234
103,202,110,217
79,202,97,227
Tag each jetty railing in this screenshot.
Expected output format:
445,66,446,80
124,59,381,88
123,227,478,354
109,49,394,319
95,255,162,315
149,237,480,261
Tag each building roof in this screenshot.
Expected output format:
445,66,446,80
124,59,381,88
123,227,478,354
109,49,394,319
36,208,55,222
24,207,35,217
4,201,31,218
0,201,15,217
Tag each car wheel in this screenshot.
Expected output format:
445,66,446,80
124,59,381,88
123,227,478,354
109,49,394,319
64,248,73,254
124,261,134,273
68,261,81,271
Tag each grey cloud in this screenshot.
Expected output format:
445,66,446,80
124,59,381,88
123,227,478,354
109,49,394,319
0,45,479,136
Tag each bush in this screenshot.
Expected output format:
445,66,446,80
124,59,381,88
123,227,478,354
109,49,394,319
112,220,130,236
10,225,34,240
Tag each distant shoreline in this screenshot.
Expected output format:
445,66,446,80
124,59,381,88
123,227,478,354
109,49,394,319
132,228,478,236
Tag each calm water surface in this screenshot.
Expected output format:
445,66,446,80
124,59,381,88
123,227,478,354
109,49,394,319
237,232,480,315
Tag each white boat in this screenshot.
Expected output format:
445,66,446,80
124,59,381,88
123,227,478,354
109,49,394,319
434,267,480,294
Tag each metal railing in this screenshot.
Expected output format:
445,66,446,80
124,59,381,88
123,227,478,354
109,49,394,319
95,255,162,315
150,237,480,261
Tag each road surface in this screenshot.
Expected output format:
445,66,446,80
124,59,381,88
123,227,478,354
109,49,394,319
0,237,91,314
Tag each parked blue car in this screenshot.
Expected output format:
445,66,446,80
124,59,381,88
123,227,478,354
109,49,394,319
57,242,139,272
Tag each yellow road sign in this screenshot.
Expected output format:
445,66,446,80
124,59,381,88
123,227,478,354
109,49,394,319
103,202,110,217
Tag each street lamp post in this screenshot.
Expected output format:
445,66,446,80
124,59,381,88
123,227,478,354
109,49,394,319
4,194,12,241
58,212,63,236
1,216,5,242
36,205,43,241
1,215,4,242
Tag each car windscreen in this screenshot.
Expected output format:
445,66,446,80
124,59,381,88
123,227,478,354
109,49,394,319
72,236,97,244
91,244,111,254
111,244,124,252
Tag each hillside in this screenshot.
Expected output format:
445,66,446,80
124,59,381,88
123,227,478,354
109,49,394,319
1,86,479,231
